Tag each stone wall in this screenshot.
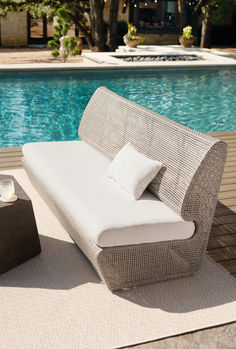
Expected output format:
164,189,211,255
143,33,179,45
0,12,27,46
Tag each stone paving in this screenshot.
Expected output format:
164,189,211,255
0,47,88,64
0,46,235,65
212,47,236,56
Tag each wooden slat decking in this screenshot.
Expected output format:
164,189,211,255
0,147,23,170
207,131,236,278
0,132,236,277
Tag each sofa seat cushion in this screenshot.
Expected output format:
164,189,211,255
22,141,195,248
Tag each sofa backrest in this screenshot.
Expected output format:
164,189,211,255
79,87,227,223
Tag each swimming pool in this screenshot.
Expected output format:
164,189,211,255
0,70,235,148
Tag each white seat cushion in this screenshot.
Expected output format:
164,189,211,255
22,141,195,248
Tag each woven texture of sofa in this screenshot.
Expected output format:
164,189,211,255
23,87,227,291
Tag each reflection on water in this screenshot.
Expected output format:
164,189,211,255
0,70,235,147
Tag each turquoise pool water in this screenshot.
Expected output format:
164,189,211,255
0,70,235,147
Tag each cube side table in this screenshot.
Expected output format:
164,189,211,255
0,174,41,274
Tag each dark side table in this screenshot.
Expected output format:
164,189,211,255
0,174,41,274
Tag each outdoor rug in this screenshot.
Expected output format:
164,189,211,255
0,169,236,349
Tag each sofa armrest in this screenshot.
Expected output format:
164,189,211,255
181,140,227,230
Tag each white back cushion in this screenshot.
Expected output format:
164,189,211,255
107,143,162,200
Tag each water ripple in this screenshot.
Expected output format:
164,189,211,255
0,70,235,147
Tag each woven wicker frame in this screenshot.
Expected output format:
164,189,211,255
23,87,227,291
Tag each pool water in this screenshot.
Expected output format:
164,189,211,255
0,70,235,148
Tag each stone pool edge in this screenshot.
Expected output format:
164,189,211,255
0,46,235,75
0,62,236,76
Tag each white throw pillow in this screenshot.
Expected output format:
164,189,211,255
107,143,162,200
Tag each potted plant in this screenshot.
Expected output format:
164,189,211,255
123,23,143,48
179,25,195,47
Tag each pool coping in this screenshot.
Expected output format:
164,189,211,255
0,62,236,76
0,46,235,75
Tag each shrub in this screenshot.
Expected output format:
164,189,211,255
48,7,79,62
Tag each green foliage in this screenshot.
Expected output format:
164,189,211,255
211,0,236,25
199,0,236,18
124,23,138,40
47,7,79,62
53,33,60,41
48,40,58,49
0,1,88,26
0,0,126,50
51,49,60,57
0,1,58,18
138,36,146,45
123,22,145,44
61,23,69,36
61,36,79,61
56,17,63,25
54,25,61,32
57,7,70,20
182,25,194,39
123,23,145,43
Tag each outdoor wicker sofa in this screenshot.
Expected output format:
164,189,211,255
22,87,227,291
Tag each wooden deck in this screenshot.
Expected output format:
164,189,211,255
207,131,236,278
0,131,235,278
0,131,236,348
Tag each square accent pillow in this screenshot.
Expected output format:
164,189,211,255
107,143,162,200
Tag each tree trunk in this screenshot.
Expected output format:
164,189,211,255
177,0,186,34
89,0,106,51
76,21,94,49
69,12,95,50
200,4,213,48
107,0,119,51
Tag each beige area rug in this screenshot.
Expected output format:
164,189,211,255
0,169,236,349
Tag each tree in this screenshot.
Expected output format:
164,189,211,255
194,0,236,48
0,1,97,49
107,0,119,51
89,0,106,51
194,0,214,48
0,1,93,45
200,2,214,48
0,0,121,51
48,8,79,62
64,1,95,49
177,0,187,33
